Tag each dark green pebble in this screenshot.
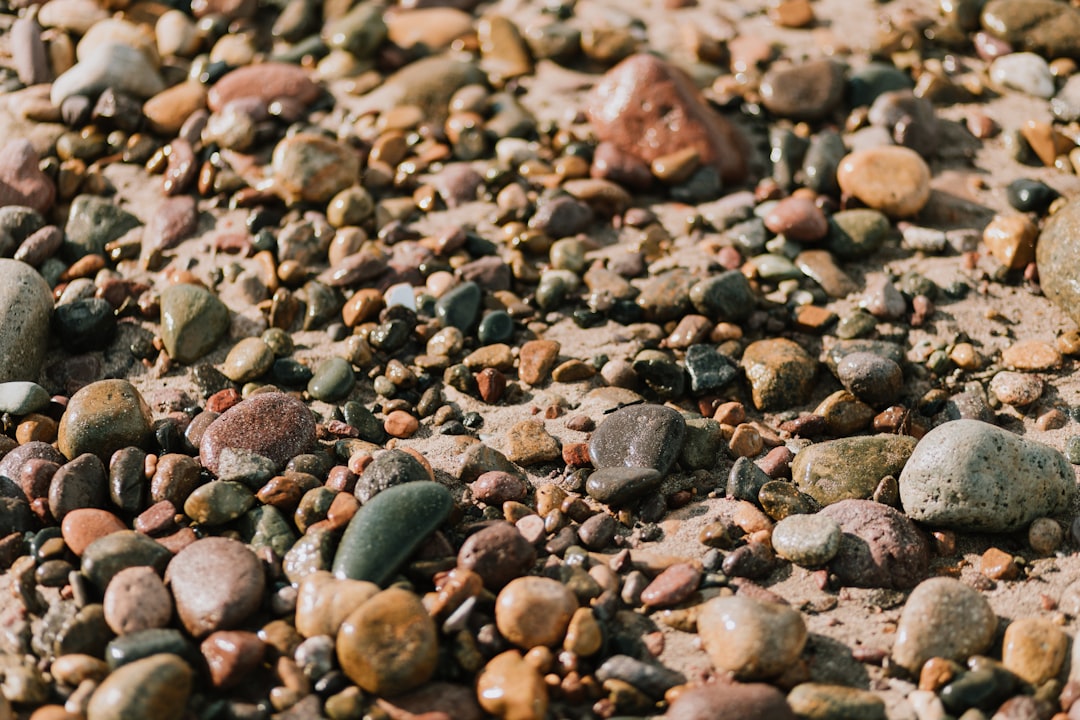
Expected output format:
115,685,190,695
435,281,481,331
477,310,514,344
272,358,313,386
1007,178,1059,214
308,357,355,402
342,401,385,443
106,628,194,670
53,298,116,352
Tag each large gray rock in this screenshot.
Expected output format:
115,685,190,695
0,259,53,383
1037,198,1080,327
899,419,1075,531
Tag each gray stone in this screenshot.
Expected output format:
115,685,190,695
0,259,53,383
0,381,49,415
63,194,141,260
50,42,166,105
1037,198,1080,328
159,284,230,364
585,466,664,506
771,513,842,567
588,404,687,474
892,576,997,674
355,449,430,504
899,419,1075,532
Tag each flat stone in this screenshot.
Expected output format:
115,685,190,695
819,499,929,590
57,380,153,462
0,260,52,383
200,392,316,475
81,530,172,591
86,654,192,720
836,146,932,218
336,587,438,696
586,53,748,184
899,419,1075,531
697,595,807,680
665,682,796,720
207,62,321,112
585,466,664,506
741,338,817,411
332,481,452,585
159,283,230,364
792,435,917,506
505,419,561,466
786,683,886,720
166,536,265,637
588,404,686,474
892,576,997,674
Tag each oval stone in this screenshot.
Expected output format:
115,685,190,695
697,595,807,680
892,577,997,674
200,392,316,475
836,146,932,218
207,62,321,112
588,404,687,475
166,536,265,637
86,654,192,720
160,283,230,364
57,380,153,462
791,434,917,506
1037,198,1080,328
271,134,361,205
0,259,53,383
819,499,929,590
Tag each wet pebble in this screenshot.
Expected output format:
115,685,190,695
760,59,846,121
836,146,932,218
741,338,817,411
57,380,152,462
201,630,265,689
159,283,230,364
697,595,807,680
103,566,173,636
475,651,548,720
308,356,355,402
495,575,578,648
589,404,686,474
183,481,255,526
85,654,192,720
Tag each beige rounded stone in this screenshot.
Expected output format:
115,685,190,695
563,607,602,656
1002,616,1068,685
892,577,997,674
982,214,1037,270
495,576,578,648
294,571,379,638
697,595,807,680
836,146,932,218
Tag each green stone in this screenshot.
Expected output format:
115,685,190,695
331,481,453,586
160,284,230,364
64,194,141,260
308,356,356,402
238,505,297,558
826,210,890,260
791,434,918,506
81,531,172,591
183,481,255,526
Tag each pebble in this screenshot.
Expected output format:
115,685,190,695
0,259,53,383
1001,339,1062,371
828,209,890,260
61,508,125,556
899,419,1074,531
585,467,664,506
103,566,173,636
0,142,54,214
771,514,842,566
355,449,430,503
741,338,818,410
763,196,829,242
183,481,255,526
697,595,807,680
470,471,528,505
458,522,536,590
220,338,273,384
892,576,997,674
640,563,702,608
664,682,796,720
760,59,847,121
160,283,230,364
835,352,904,407
0,380,48,418
85,654,192,720
990,52,1055,98
1001,616,1068,685
867,90,939,158
819,499,929,590
307,356,355,402
294,571,379,638
836,146,932,218
336,587,438,696
475,651,548,720
200,630,264,689
166,536,265,637
689,271,757,322
980,0,1080,62
57,380,153,461
271,134,361,205
786,683,886,720
505,420,562,465
495,575,578,648
586,53,748,184
50,42,165,106
988,371,1044,406
200,392,316,475
1006,178,1059,214
207,62,321,113
80,530,172,591
588,404,686,474
332,481,452,585
1037,199,1080,326
983,214,1037,270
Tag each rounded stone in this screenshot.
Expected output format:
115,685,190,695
760,59,846,121
791,434,917,506
307,356,356,402
476,651,548,720
836,352,903,407
495,576,578,648
0,259,53,383
989,371,1044,406
786,684,886,720
819,499,929,590
458,522,536,591
665,682,796,720
271,134,361,205
898,419,1075,532
741,338,818,411
836,146,932,218
771,514,842,566
763,196,829,242
1001,616,1068,686
166,536,266,637
892,577,997,674
86,655,191,720
697,595,807,680
585,466,664,506
160,283,230,364
220,338,274,383
336,587,438,696
355,449,430,504
61,508,126,556
57,380,153,462
295,571,379,638
200,392,316,475
103,566,173,636
588,404,687,475
183,481,255,526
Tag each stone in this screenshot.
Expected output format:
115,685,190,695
1001,616,1068,686
307,356,355,402
505,420,561,465
741,338,817,411
771,514,842,567
1001,339,1062,371
81,530,172,591
588,404,686,475
664,682,796,720
585,467,664,506
220,338,274,384
160,284,230,364
826,209,891,260
336,587,438,696
332,481,452,585
990,52,1055,98
355,449,430,504
981,0,1080,61
836,146,932,218
352,55,485,123
141,196,199,265
760,59,846,121
0,141,54,214
586,53,748,184
689,271,756,322
835,352,904,407
166,536,265,637
819,499,929,590
143,83,207,136
295,571,379,638
271,134,361,205
103,566,173,636
183,481,255,526
899,419,1075,532
764,196,829,242
495,576,578,648
85,654,192,720
0,260,52,383
49,452,107,520
640,563,701,609
208,62,321,112
1035,202,1080,325
201,630,265,689
476,651,548,720
892,577,997,674
57,380,153,462
200,392,316,475
458,522,536,590
983,214,1037,270
867,90,939,158
50,43,165,105
61,508,126,556
786,683,886,720
989,371,1044,406
791,435,917,506
697,595,807,680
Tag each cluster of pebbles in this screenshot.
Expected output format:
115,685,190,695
7,0,1080,717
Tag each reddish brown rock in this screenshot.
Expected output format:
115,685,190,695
201,630,266,688
819,499,930,590
166,536,266,637
586,54,748,185
0,140,55,214
457,522,536,590
640,562,702,608
61,508,125,556
518,339,560,386
207,62,321,113
199,392,316,475
665,682,796,720
764,196,829,242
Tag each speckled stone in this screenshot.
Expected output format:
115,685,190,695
741,338,817,411
355,449,430,504
200,392,316,475
271,134,361,205
86,654,192,720
697,595,807,680
57,380,153,462
892,577,997,674
505,419,562,465
771,514,842,566
791,435,917,506
159,283,230,364
899,419,1074,531
1001,616,1068,685
589,404,686,474
336,587,438,696
819,499,929,590
166,536,265,637
0,259,53,383
103,566,173,636
332,481,452,585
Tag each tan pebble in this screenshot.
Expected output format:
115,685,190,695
769,0,814,27
16,413,56,444
1001,340,1062,371
792,304,836,333
341,289,383,327
1029,517,1064,555
143,82,207,135
384,410,419,438
918,656,960,691
1057,330,1080,356
948,342,982,371
1020,120,1075,167
732,500,774,534
294,572,378,638
476,650,548,720
505,419,561,466
551,359,595,382
495,576,578,648
1036,408,1067,431
982,214,1037,270
697,595,807,680
103,566,173,635
50,655,109,686
639,562,702,609
1002,616,1068,685
713,401,746,426
836,146,931,218
563,607,602,656
980,547,1019,581
728,423,763,458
